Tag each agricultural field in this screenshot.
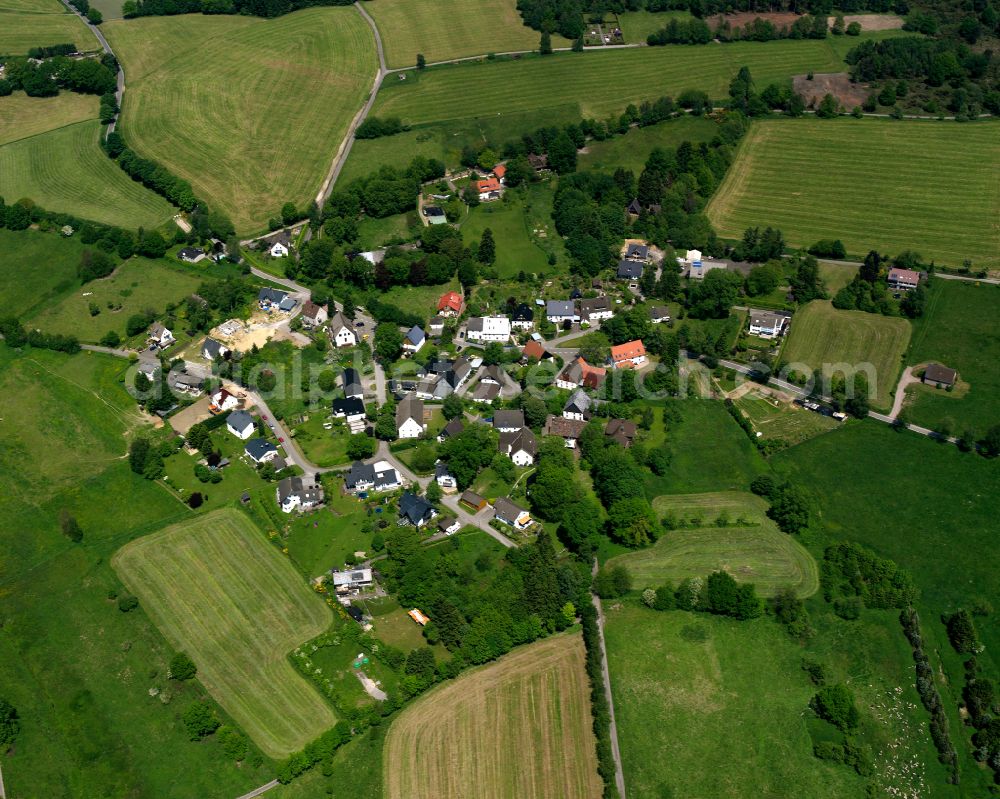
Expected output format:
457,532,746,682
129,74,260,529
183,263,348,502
367,0,569,69
112,508,336,758
104,7,377,233
577,114,720,174
0,348,283,798
383,633,601,799
0,228,91,317
707,118,1000,268
605,605,865,798
611,491,819,597
733,388,840,445
28,256,205,341
0,119,177,228
781,300,911,409
616,9,693,42
904,280,1000,434
0,91,97,146
0,0,96,55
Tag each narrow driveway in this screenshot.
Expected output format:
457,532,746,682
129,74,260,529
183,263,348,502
590,560,627,799
235,779,279,799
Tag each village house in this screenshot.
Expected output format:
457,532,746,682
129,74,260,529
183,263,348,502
471,381,501,403
556,356,607,390
263,230,292,258
399,492,437,527
328,311,358,348
492,409,525,433
202,337,229,361
148,322,174,349
493,164,506,183
563,388,593,421
546,299,577,325
611,340,647,369
493,497,532,530
226,409,255,439
578,296,613,323
344,459,402,494
527,153,548,172
137,353,159,382
438,417,464,443
332,568,373,594
923,363,957,389
480,364,505,386
403,326,426,354
605,418,637,448
258,287,296,313
177,247,206,263
499,427,536,466
748,310,790,339
210,388,240,413
477,176,502,201
888,267,921,291
277,475,323,513
342,367,364,399
396,394,426,439
461,490,488,512
428,315,445,336
435,461,457,489
332,397,366,433
616,260,643,280
511,303,535,330
624,242,650,262
466,316,511,343
168,371,204,397
649,305,671,324
300,301,328,328
423,206,448,225
245,438,279,464
521,339,550,362
437,290,464,318
437,516,461,535
544,415,587,448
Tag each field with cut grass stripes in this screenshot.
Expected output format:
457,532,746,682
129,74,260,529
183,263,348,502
0,119,176,228
383,633,601,799
367,0,568,69
0,92,97,146
104,8,376,233
707,118,1000,268
112,509,336,758
0,0,97,55
612,491,819,597
782,300,911,409
373,39,856,126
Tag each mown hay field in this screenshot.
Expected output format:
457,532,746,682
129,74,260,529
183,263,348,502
104,7,376,233
781,300,911,409
383,633,601,799
0,119,176,228
0,0,96,55
707,117,1000,268
367,0,568,69
372,39,854,126
0,91,97,146
112,509,336,758
611,491,819,597
734,388,840,445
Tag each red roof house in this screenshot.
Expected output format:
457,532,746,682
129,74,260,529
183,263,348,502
493,164,506,180
477,177,501,194
611,340,647,369
436,290,464,317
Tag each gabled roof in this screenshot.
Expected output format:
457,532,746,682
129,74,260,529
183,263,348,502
227,410,254,431
477,177,501,193
605,418,637,440
178,247,203,259
499,427,536,457
544,415,587,439
344,459,400,490
342,367,363,395
329,311,356,335
399,492,434,525
924,363,957,384
202,338,226,358
258,287,288,304
493,409,525,429
437,291,464,313
512,303,534,322
405,326,425,346
626,198,642,215
559,356,606,388
149,322,170,337
522,340,549,361
396,393,423,426
564,388,592,415
472,382,500,402
611,340,646,364
441,418,464,438
888,266,920,283
245,438,278,460
578,296,611,318
650,305,671,321
617,260,643,279
333,397,365,417
301,300,325,320
546,299,575,317
625,243,649,260
461,489,487,508
494,496,528,523
493,164,506,179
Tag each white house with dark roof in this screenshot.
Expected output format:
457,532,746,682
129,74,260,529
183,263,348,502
202,338,229,361
328,312,358,348
396,394,426,439
492,409,524,432
748,310,790,339
148,322,174,349
546,300,577,324
344,460,402,493
578,296,613,323
403,326,426,354
300,301,328,328
511,303,535,330
466,316,511,343
226,410,255,440
277,476,323,513
499,427,536,466
245,438,278,464
493,497,531,529
211,388,239,413
887,267,920,291
616,261,643,280
563,388,592,421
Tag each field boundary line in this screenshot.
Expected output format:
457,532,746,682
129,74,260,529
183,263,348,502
0,116,98,149
591,560,627,799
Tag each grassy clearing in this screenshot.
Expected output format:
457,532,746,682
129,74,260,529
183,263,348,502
367,0,568,69
0,348,282,798
28,256,204,341
606,605,864,798
0,119,176,228
113,508,336,758
904,281,1000,434
612,491,819,597
104,8,376,233
0,91,97,146
383,632,601,799
0,228,91,317
578,114,719,174
616,9,693,41
0,0,96,55
817,259,859,295
373,39,858,126
781,300,911,409
707,118,1000,268
734,388,840,445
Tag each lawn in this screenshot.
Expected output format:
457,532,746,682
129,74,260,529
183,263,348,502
605,605,864,799
707,117,1000,268
292,412,352,468
0,348,285,798
781,300,911,410
366,0,569,69
615,9,692,42
284,500,373,579
734,388,840,445
104,7,377,233
0,119,177,228
382,632,601,799
577,113,720,174
818,259,858,295
0,227,92,317
611,491,819,597
0,0,97,55
460,187,558,277
0,91,97,146
355,210,419,250
28,256,205,341
903,280,1000,435
112,508,336,758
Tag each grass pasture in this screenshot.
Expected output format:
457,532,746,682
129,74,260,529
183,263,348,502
383,633,600,799
734,388,840,445
367,0,568,69
905,281,1000,433
0,228,91,317
707,118,1000,268
0,91,97,146
578,114,720,174
0,119,176,228
0,0,97,55
612,491,819,597
104,8,376,233
605,606,864,798
112,509,336,758
781,300,911,409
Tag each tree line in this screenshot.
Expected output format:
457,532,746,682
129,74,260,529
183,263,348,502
121,0,351,20
0,54,116,97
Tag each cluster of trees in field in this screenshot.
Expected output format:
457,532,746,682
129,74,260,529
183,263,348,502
121,0,351,18
821,541,917,616
602,565,764,619
354,116,407,139
0,54,116,97
832,250,928,317
105,132,200,212
325,156,445,221
0,316,81,354
66,0,105,23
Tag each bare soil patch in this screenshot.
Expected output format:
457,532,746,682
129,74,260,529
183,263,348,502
839,13,904,31
711,11,801,29
793,72,871,109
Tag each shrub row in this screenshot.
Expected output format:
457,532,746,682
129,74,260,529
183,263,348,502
580,602,620,799
0,317,80,354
